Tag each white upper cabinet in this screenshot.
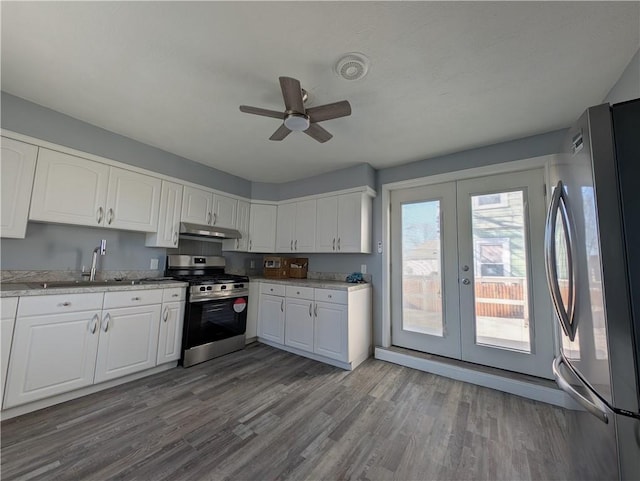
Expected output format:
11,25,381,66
248,203,277,252
276,200,316,253
181,185,237,229
105,167,161,232
1,137,38,238
222,199,250,252
316,192,372,253
146,180,183,247
29,148,161,233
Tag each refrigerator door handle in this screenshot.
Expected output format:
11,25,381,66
553,356,609,424
544,181,578,340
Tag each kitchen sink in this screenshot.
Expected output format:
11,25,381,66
27,279,148,289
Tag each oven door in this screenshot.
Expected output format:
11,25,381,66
184,296,248,350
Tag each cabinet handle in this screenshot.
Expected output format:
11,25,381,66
337,237,341,250
309,303,312,317
213,212,217,225
163,306,169,322
295,240,298,250
207,212,212,224
172,293,179,298
290,240,293,251
328,294,332,298
58,301,72,307
107,208,114,225
249,239,252,250
96,206,104,224
173,231,178,245
236,238,239,249
333,238,336,251
131,296,141,301
280,299,284,312
89,314,99,334
314,304,318,317
102,313,111,332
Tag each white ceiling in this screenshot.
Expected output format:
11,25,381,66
2,2,639,183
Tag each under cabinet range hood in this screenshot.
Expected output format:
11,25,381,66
179,222,241,241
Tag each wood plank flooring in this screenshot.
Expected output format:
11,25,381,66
1,343,570,480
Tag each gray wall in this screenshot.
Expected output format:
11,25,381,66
1,92,251,197
604,48,639,105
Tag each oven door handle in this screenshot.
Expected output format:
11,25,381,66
188,290,249,302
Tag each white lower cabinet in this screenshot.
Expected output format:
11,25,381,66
258,283,285,344
257,281,371,370
314,301,348,362
3,286,186,411
4,293,104,409
1,298,20,405
157,288,186,364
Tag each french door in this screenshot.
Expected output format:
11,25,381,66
390,169,554,378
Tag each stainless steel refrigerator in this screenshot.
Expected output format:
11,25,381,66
545,99,640,480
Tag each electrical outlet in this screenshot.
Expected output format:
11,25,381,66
361,264,367,274
150,258,159,270
250,260,255,269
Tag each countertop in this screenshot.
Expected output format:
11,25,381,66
250,277,370,292
0,280,188,298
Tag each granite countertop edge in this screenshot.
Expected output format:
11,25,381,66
0,280,188,298
249,277,370,291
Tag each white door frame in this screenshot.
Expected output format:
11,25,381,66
381,155,557,353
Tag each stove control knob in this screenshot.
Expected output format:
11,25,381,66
221,285,227,290
207,286,212,290
199,286,206,291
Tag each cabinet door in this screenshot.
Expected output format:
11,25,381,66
249,204,277,252
213,193,237,228
258,294,285,344
222,199,250,252
276,202,296,252
29,148,109,227
316,196,338,252
182,185,213,225
1,138,37,238
146,180,183,247
94,304,161,383
294,199,317,252
337,192,365,252
4,310,101,408
1,297,18,405
314,301,349,361
285,298,314,351
105,167,161,232
157,301,185,365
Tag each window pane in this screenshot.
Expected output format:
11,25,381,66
401,200,444,336
471,190,531,352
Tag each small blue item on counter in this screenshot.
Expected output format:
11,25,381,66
346,272,365,283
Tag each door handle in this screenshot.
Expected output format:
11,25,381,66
163,306,169,322
552,356,608,424
236,238,239,249
102,313,111,332
291,240,293,251
332,238,336,251
280,299,284,312
107,208,114,225
173,231,178,245
309,303,312,317
213,212,217,225
96,206,104,224
249,239,252,250
337,238,341,251
295,240,298,250
89,314,99,334
314,304,318,317
462,278,471,285
207,212,212,224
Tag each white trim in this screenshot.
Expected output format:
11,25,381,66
374,346,581,410
266,185,377,205
257,338,362,370
0,362,177,420
381,155,555,354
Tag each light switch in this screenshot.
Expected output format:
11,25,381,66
150,258,159,270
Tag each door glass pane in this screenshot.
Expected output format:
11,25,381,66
401,200,443,336
471,190,531,352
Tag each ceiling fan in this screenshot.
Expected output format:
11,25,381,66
239,76,351,143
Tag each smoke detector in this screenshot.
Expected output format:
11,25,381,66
335,53,370,81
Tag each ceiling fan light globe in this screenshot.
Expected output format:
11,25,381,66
284,113,310,131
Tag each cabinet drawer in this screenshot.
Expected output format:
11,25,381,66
162,287,186,303
260,283,285,296
2,297,19,318
285,285,314,300
103,289,163,309
314,289,348,305
17,293,104,317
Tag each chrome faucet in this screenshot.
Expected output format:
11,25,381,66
88,239,107,281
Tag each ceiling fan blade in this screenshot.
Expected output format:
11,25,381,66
279,77,305,113
239,105,283,119
269,124,292,141
304,123,333,143
307,101,352,123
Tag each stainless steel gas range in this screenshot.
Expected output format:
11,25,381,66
165,255,249,367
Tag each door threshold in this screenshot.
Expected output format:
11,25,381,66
375,346,578,410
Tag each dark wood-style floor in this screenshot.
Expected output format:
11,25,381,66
1,343,570,480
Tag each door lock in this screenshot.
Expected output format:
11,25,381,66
462,278,471,285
